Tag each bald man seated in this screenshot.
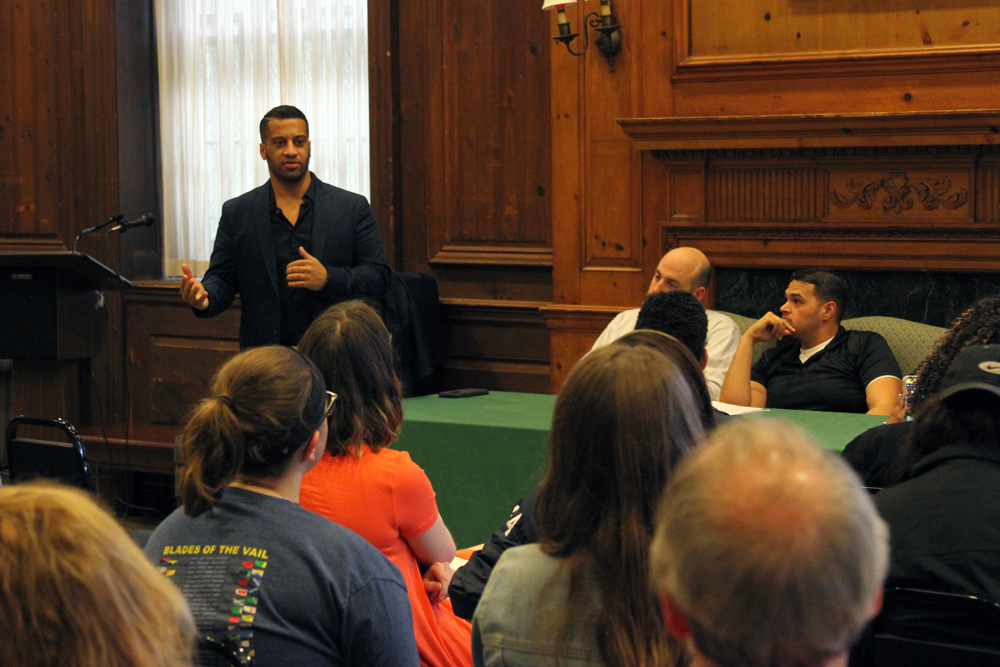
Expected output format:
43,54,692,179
651,419,888,667
720,268,901,415
591,247,740,400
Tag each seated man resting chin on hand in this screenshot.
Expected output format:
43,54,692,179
719,268,901,415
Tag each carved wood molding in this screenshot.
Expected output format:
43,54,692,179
540,304,625,333
672,46,1000,84
659,223,1000,272
830,173,969,214
653,145,1000,160
440,297,550,312
619,110,1000,150
430,245,553,267
662,224,1000,245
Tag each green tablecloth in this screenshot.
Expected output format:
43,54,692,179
397,392,555,548
741,408,886,452
395,391,884,547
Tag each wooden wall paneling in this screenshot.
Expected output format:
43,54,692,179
116,0,162,280
578,0,636,284
673,73,1000,117
664,3,1000,115
547,0,661,391
126,285,240,426
396,0,555,391
4,0,123,429
976,157,1000,225
544,305,620,393
635,0,674,119
10,361,84,426
683,1,1000,64
550,8,585,307
77,0,126,427
634,141,1000,273
7,1,50,240
663,225,1000,273
0,0,15,229
396,0,432,275
437,300,550,394
430,0,551,266
369,0,400,267
585,141,637,269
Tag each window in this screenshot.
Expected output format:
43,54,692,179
155,0,369,276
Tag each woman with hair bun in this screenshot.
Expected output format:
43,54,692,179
145,345,419,666
298,300,473,667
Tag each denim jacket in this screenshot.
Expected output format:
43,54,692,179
471,545,604,666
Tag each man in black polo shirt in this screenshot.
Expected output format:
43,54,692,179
720,269,901,414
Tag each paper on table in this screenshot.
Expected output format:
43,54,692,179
451,543,484,570
712,401,769,416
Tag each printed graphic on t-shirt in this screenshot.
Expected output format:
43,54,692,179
156,544,268,660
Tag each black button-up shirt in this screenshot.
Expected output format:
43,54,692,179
269,178,317,345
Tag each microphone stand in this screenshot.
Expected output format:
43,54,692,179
74,213,125,253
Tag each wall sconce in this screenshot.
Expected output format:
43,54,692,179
542,0,622,72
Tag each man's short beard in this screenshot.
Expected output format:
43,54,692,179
270,157,310,183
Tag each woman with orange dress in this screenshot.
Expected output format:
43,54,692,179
298,300,472,667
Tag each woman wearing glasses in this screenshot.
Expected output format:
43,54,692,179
298,301,473,667
144,345,419,666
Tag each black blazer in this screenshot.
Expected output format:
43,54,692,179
196,175,391,348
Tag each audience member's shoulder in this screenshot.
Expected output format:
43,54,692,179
709,310,739,326
293,503,407,581
495,543,549,572
845,327,892,347
842,421,912,489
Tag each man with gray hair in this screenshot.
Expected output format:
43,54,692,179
650,419,889,667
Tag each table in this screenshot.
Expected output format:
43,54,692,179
396,392,556,548
395,392,887,547
742,408,886,452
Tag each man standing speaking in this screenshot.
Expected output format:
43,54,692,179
180,105,391,348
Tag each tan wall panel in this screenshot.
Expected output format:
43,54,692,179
585,140,638,268
689,1,1000,57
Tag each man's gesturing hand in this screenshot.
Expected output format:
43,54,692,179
179,264,210,310
287,247,329,291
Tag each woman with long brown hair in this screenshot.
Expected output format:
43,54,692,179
450,329,717,620
144,345,418,666
472,341,705,667
298,300,473,667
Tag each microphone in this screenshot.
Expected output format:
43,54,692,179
109,212,156,233
74,213,125,252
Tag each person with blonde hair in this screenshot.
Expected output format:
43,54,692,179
298,300,473,667
472,342,706,667
145,345,418,666
0,482,195,667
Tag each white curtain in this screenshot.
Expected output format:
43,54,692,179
155,0,370,277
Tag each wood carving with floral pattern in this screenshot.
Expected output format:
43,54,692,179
830,172,969,214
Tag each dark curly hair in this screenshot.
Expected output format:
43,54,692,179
636,290,708,361
910,295,1000,411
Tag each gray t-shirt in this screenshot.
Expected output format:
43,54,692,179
145,486,418,667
